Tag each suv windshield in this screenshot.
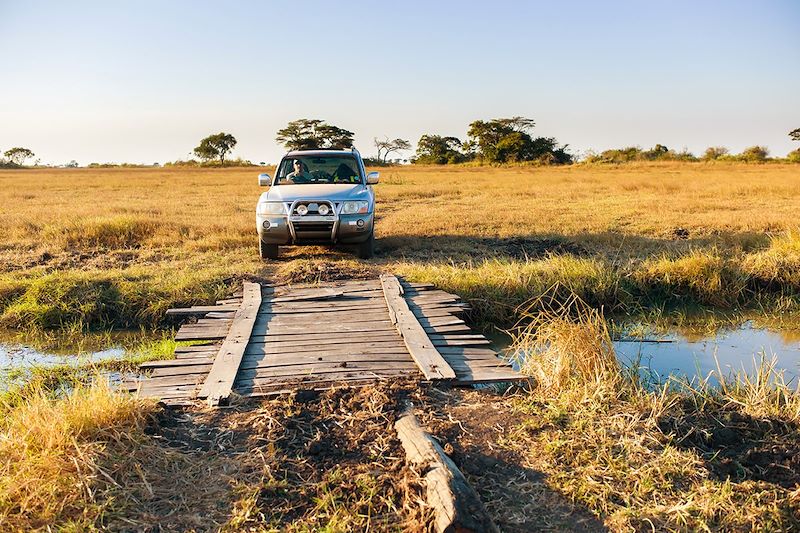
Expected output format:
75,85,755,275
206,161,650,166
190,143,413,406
275,155,362,185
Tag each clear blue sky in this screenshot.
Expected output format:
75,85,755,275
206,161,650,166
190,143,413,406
1,0,798,164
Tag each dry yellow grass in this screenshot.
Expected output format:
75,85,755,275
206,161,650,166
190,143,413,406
1,163,798,330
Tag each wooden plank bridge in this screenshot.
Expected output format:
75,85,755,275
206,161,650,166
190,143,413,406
124,275,525,405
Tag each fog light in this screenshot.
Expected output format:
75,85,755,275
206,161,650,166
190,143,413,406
318,204,330,215
262,220,271,229
356,219,365,228
296,205,309,216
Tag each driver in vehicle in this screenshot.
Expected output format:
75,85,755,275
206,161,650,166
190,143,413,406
286,159,313,183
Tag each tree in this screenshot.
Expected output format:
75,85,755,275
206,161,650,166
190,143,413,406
703,146,729,160
740,145,769,162
790,128,800,142
466,116,571,164
276,119,354,151
414,135,466,164
3,147,35,166
193,132,237,165
374,137,412,162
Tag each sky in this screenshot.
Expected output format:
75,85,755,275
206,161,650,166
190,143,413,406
1,0,798,165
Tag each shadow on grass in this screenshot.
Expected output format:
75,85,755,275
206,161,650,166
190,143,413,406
659,404,800,488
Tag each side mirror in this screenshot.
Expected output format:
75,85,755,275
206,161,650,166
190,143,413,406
366,171,380,185
258,173,271,187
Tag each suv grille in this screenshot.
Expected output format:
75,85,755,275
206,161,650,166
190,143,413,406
294,221,334,233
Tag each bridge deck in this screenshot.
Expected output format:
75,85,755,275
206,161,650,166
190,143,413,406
124,276,525,405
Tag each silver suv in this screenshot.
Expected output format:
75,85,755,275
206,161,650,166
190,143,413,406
255,148,379,259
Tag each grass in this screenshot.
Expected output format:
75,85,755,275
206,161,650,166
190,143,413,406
0,381,429,531
504,295,800,531
1,163,799,529
0,381,158,529
1,163,799,331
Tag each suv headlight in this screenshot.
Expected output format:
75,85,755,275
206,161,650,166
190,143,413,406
257,202,286,215
342,201,370,214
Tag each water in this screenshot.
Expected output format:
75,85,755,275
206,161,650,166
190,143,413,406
0,330,150,391
0,344,126,370
614,323,800,385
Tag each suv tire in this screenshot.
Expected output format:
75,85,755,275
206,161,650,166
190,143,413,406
259,240,279,260
356,232,374,259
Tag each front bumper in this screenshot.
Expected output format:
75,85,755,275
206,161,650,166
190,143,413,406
257,212,373,245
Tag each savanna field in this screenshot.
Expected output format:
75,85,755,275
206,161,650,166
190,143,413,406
2,162,799,330
1,163,800,531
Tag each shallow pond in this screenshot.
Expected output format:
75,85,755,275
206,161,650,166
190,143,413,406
614,323,800,385
0,330,152,391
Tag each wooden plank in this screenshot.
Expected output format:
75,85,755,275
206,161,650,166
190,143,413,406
174,344,219,353
140,357,213,368
246,332,400,347
165,304,239,316
174,330,226,341
237,368,420,388
271,288,344,303
235,377,392,396
243,341,407,356
243,348,410,362
239,352,419,368
238,361,420,379
254,303,390,315
380,275,455,380
412,307,466,320
196,281,263,405
150,365,213,378
395,406,498,533
247,323,468,337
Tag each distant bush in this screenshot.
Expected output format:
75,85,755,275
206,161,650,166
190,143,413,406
164,158,256,168
361,157,398,167
738,145,769,162
86,163,154,168
787,149,800,163
585,145,697,164
702,146,729,160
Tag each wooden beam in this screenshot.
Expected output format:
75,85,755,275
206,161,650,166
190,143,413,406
195,281,263,405
394,406,498,533
380,275,455,380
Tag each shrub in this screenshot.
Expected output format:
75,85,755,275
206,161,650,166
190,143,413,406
703,146,729,160
739,145,769,162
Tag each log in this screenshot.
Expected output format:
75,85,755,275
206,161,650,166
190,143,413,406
196,281,263,405
380,274,456,380
394,406,498,533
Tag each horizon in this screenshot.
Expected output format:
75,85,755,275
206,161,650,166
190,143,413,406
1,0,798,166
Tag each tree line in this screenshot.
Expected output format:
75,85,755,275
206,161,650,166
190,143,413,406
3,124,799,168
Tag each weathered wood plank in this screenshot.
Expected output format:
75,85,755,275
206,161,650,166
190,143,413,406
380,275,455,380
240,352,424,368
270,288,343,303
245,332,401,348
237,368,420,388
395,406,498,533
165,304,240,316
140,357,213,368
238,361,420,379
243,340,407,356
196,281,263,405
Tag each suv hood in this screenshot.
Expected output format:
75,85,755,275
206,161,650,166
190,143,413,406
263,184,368,203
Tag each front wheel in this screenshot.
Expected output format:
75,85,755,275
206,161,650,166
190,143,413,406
259,240,279,260
356,232,374,259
